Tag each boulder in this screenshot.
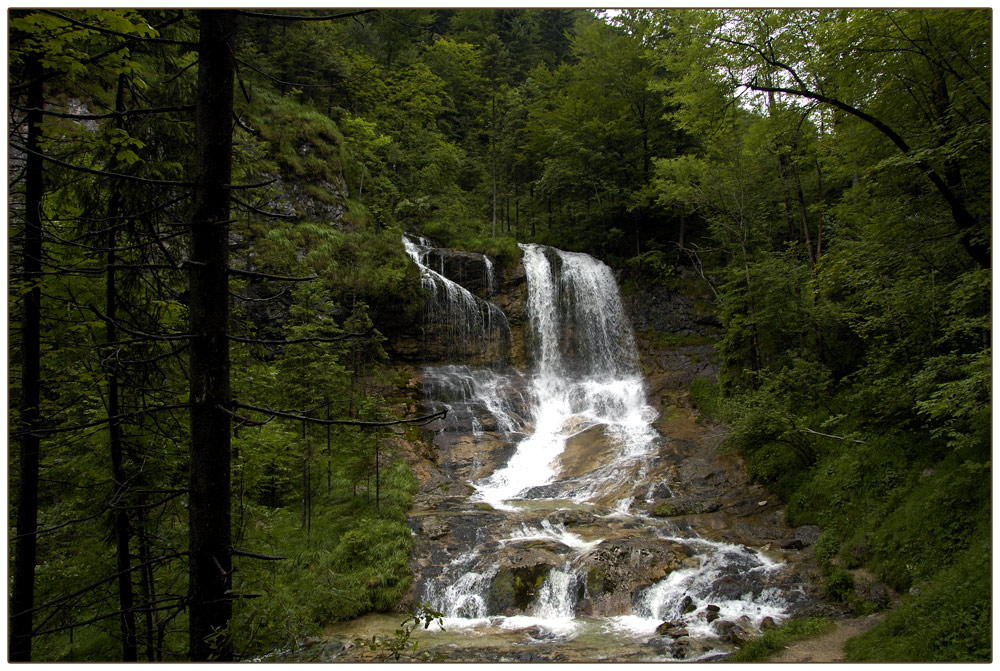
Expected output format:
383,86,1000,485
714,619,755,644
671,636,715,660
488,563,551,614
557,424,621,480
577,537,689,616
655,621,688,638
487,542,570,614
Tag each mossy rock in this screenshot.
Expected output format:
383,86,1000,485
488,564,551,613
586,564,607,596
653,503,683,517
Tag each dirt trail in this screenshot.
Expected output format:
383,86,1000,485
768,615,884,663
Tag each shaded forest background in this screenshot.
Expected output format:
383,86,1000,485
7,8,990,662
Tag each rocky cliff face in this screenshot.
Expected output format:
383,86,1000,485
386,243,528,367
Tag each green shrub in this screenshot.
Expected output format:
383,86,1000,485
688,377,721,419
729,618,833,662
824,568,855,602
845,533,991,662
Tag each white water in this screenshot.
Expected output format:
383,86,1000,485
405,239,799,658
610,538,788,637
473,244,658,510
403,235,510,361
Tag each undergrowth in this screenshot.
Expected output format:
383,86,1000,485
729,618,833,662
689,377,991,662
226,456,418,659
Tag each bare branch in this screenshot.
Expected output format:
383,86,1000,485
11,103,194,121
228,327,375,346
236,9,374,22
10,143,192,186
228,268,317,282
13,552,186,619
233,402,447,428
797,427,866,444
232,195,296,220
89,305,199,342
9,403,191,438
231,549,286,561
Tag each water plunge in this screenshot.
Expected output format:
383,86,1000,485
398,238,809,661
473,244,658,510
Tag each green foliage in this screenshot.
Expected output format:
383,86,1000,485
624,249,676,288
227,447,418,657
824,568,855,602
687,377,721,419
366,604,446,662
729,618,833,662
844,531,991,662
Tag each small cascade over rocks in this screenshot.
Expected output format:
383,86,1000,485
358,237,822,662
402,235,511,363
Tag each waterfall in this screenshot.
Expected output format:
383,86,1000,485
419,365,528,436
403,235,510,362
474,243,658,509
403,238,803,660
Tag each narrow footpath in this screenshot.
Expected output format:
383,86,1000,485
768,614,884,663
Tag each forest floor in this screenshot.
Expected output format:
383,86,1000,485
767,614,885,663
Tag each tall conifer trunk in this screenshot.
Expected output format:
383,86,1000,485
10,51,43,664
188,9,236,661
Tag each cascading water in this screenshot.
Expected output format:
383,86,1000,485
473,244,659,509
386,238,811,661
403,235,511,362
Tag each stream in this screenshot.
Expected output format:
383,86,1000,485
322,238,821,662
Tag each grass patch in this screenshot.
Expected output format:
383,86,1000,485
844,531,991,662
688,377,722,420
729,617,834,662
642,328,715,349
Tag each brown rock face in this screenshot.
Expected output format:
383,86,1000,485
386,245,528,367
579,537,690,616
557,424,619,480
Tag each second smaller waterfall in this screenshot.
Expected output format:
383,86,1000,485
403,235,511,363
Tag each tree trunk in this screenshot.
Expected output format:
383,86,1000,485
10,52,44,663
374,431,381,513
530,183,535,237
775,152,799,242
678,207,686,250
137,506,157,661
108,73,138,662
790,161,816,268
188,9,236,661
514,178,519,236
491,95,497,239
